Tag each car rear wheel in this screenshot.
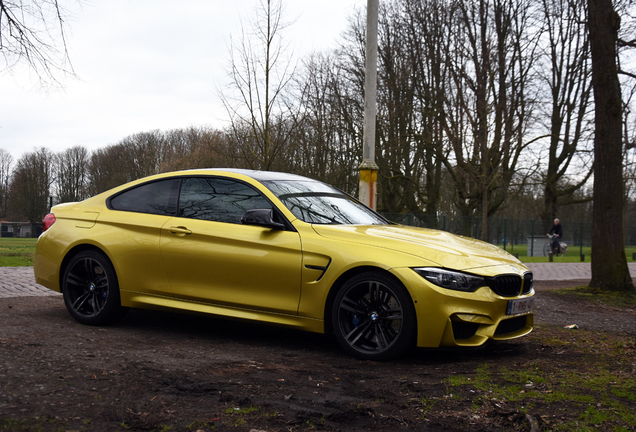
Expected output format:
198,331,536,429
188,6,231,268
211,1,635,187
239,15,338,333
62,250,126,325
332,272,416,360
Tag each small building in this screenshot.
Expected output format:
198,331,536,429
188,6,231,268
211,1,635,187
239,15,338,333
0,221,42,238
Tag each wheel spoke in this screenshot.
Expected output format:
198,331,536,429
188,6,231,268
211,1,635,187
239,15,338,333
368,282,380,306
94,273,108,288
90,294,104,314
374,323,390,349
344,321,371,346
340,295,367,315
380,307,403,321
82,258,92,279
379,289,392,305
71,290,93,312
65,271,85,287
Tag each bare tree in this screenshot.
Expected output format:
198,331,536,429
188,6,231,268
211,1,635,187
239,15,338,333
8,147,54,222
538,0,594,231
325,1,450,216
374,1,421,214
441,0,539,239
0,0,78,85
0,148,13,218
292,52,362,192
86,130,166,196
220,0,299,171
401,0,452,222
293,53,343,180
160,127,239,172
54,145,88,203
587,0,634,292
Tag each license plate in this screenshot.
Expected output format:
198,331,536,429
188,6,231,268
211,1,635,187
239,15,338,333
506,297,534,316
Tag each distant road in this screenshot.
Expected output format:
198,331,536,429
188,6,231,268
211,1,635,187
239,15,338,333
526,262,636,281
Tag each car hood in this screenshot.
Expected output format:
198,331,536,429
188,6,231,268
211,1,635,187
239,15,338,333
312,224,525,272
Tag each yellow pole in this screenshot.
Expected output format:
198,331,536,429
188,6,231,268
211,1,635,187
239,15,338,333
359,167,378,210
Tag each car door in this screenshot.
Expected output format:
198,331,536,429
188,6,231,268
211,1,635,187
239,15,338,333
159,176,303,314
102,178,181,296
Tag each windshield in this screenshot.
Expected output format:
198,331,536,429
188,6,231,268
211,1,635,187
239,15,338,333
263,180,388,225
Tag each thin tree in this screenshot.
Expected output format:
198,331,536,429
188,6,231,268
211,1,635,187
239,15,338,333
538,0,594,231
54,146,88,203
0,148,13,218
587,0,634,292
8,148,54,222
220,0,298,171
442,0,539,239
0,0,78,85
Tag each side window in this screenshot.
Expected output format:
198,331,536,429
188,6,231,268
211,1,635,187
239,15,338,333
179,177,272,224
109,179,180,216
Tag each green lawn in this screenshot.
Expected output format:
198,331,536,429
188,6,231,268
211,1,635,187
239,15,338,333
0,238,36,266
502,243,636,263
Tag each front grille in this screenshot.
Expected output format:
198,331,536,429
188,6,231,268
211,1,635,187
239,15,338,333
452,321,479,340
495,316,527,335
488,274,522,297
523,272,533,294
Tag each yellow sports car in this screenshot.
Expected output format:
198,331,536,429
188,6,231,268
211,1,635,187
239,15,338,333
34,169,534,360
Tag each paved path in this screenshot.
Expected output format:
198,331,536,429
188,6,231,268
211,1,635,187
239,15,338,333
527,262,636,281
1,264,636,299
0,267,61,298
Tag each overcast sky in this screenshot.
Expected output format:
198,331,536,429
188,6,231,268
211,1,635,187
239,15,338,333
0,0,364,160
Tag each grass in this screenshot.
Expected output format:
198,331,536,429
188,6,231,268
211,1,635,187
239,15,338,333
500,243,636,264
551,285,636,308
442,328,636,431
0,238,36,266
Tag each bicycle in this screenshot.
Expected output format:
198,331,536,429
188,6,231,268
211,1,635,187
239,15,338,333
543,233,568,257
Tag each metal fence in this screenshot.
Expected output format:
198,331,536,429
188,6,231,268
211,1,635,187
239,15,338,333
381,213,636,254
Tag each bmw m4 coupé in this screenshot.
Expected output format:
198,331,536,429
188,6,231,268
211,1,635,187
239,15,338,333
34,169,534,360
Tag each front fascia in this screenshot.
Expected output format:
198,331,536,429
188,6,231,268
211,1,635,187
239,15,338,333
391,267,533,348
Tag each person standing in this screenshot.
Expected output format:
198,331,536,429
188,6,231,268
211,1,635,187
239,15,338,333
549,218,563,255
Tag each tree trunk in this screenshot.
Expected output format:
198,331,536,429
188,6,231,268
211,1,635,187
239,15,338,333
587,0,634,292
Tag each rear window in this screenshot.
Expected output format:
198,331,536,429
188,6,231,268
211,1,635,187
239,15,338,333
109,179,180,216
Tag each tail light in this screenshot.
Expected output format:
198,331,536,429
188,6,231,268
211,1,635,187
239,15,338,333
43,213,56,232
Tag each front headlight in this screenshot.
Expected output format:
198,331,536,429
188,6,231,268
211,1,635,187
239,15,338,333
413,267,485,292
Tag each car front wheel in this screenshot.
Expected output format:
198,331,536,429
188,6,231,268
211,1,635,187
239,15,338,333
62,250,126,325
332,272,416,360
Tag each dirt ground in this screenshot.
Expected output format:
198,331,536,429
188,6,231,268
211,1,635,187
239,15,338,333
1,280,635,432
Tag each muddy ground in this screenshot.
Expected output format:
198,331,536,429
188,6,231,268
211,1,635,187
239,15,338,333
1,280,635,431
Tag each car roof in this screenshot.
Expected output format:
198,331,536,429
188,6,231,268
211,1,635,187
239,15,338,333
187,168,316,183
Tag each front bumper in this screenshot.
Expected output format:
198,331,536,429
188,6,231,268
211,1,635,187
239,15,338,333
391,267,534,348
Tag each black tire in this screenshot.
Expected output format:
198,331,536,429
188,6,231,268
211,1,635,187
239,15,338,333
332,272,416,360
62,250,127,325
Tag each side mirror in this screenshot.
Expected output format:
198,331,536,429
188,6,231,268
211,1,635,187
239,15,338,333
241,209,286,230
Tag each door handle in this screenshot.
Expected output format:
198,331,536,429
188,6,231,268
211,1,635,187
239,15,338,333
169,226,192,236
